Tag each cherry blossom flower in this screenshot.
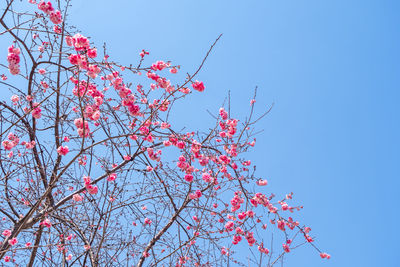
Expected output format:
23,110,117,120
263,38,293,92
191,80,205,92
57,146,69,156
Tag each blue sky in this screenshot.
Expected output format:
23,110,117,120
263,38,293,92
72,0,398,266
1,0,399,266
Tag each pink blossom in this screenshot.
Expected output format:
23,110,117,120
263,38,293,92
2,141,14,151
9,64,20,75
38,1,54,15
221,247,227,255
202,173,212,183
32,103,42,119
225,221,234,232
144,218,152,225
74,118,90,137
151,60,168,71
107,173,117,182
219,108,228,120
53,25,61,33
25,141,36,149
49,10,63,24
73,194,83,201
237,212,246,220
232,235,242,245
184,174,193,182
246,210,255,218
192,80,205,92
283,244,290,253
139,49,149,58
258,243,269,254
235,227,244,235
256,179,268,186
277,220,285,231
41,81,49,89
320,252,331,259
245,232,256,246
71,33,90,51
87,48,97,58
40,218,52,228
146,166,153,172
87,185,98,195
57,145,69,156
2,230,11,237
7,45,21,75
8,238,18,246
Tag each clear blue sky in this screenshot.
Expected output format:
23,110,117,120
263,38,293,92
4,0,400,266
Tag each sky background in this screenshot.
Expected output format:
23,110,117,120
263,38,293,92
2,0,399,266
71,0,399,266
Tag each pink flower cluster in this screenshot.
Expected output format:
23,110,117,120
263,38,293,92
192,80,205,92
66,34,100,78
144,218,152,225
7,45,21,75
320,252,331,259
139,49,149,58
107,75,141,116
107,173,117,182
202,172,213,183
2,229,11,237
83,176,98,195
39,218,52,228
57,145,69,156
2,133,19,151
74,118,90,137
245,231,256,246
230,191,244,212
256,179,268,186
219,108,228,120
189,190,202,200
21,140,36,149
218,117,238,139
151,60,170,71
146,71,175,93
258,243,269,254
32,103,42,119
283,243,290,253
10,95,19,104
8,238,18,246
225,221,235,232
73,194,83,201
23,102,42,119
37,1,63,24
70,79,104,127
251,192,278,213
147,148,161,161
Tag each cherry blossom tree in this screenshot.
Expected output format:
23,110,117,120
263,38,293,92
0,1,329,266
